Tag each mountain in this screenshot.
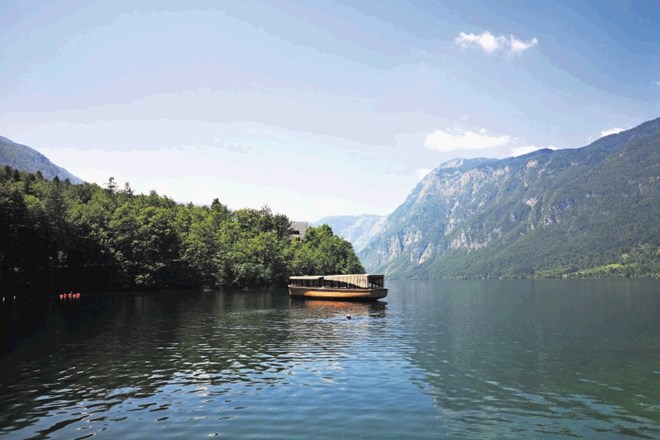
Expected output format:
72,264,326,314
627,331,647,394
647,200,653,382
0,135,82,183
359,117,660,279
314,214,386,253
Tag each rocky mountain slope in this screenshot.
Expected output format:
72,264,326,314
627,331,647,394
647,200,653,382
359,117,660,278
0,135,82,183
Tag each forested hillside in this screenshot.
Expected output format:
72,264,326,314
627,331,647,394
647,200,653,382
0,136,82,183
0,167,363,294
360,117,660,279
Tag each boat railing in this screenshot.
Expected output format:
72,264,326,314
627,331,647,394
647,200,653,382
289,274,385,290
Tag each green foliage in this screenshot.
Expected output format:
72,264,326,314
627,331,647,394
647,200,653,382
536,245,660,279
287,224,364,275
0,167,364,292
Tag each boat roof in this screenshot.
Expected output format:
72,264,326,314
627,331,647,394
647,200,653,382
289,274,384,280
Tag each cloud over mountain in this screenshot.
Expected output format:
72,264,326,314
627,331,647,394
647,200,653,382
425,128,510,152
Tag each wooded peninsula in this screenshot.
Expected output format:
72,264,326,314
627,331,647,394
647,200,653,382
0,166,363,294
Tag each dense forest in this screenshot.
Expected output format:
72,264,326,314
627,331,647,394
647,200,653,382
0,166,363,294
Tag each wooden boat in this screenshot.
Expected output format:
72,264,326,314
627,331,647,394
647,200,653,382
288,274,387,301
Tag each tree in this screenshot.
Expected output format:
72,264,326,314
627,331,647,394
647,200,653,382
288,225,364,276
0,168,369,292
105,176,117,193
182,210,226,287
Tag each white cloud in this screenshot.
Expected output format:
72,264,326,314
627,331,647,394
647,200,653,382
455,31,504,53
510,145,558,157
600,127,625,137
455,31,538,55
510,36,539,54
425,128,510,152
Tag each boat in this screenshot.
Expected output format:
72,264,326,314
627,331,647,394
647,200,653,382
288,274,388,301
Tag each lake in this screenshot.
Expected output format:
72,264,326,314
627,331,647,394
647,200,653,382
1,279,658,439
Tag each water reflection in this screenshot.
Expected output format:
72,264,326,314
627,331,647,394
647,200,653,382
1,281,658,439
394,279,660,439
0,290,397,439
0,291,281,436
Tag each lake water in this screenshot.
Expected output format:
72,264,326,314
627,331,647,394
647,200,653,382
1,279,659,439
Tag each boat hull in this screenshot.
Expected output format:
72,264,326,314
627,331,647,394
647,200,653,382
288,286,387,301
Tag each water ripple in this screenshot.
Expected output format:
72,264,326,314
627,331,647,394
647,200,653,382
1,284,659,439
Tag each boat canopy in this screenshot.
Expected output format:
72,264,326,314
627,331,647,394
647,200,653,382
289,274,385,289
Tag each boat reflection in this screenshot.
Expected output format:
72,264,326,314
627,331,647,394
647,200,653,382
288,297,387,319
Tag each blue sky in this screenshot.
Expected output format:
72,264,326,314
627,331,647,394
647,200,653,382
1,0,659,221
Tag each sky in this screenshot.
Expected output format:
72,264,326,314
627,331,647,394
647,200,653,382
1,0,659,222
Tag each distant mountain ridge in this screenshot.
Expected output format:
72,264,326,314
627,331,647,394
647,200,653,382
314,214,386,253
353,117,659,278
0,135,82,183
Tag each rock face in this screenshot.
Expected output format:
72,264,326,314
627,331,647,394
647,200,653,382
359,117,660,279
0,135,82,183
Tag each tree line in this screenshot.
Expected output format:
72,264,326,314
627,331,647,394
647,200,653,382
0,167,363,293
